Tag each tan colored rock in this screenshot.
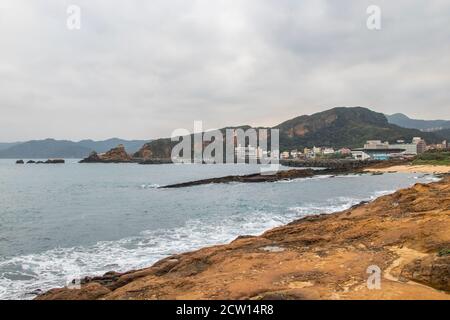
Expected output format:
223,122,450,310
79,145,132,163
37,176,450,300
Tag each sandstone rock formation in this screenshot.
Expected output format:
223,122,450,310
37,176,450,300
79,145,132,163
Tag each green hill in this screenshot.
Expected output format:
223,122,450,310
134,107,441,159
277,107,439,150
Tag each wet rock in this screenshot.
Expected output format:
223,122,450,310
161,169,316,188
45,159,65,164
35,282,111,300
16,160,24,164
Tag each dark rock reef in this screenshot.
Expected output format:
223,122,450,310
160,168,364,189
16,159,64,164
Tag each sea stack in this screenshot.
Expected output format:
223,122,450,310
79,144,132,163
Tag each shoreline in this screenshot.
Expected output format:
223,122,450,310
365,164,450,174
36,174,450,300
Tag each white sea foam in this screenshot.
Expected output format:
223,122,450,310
140,183,160,189
0,188,413,300
0,209,297,299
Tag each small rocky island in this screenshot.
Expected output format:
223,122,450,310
79,144,132,163
16,159,65,164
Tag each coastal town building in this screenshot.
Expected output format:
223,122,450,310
280,151,290,159
338,148,352,155
352,137,428,161
364,140,389,149
235,145,264,160
352,148,405,161
413,137,427,154
322,147,335,155
290,150,302,158
312,146,321,154
351,150,370,161
427,140,448,151
389,141,419,155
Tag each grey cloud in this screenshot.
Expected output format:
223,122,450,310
0,0,449,141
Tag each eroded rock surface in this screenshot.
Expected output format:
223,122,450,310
37,176,450,300
79,145,132,163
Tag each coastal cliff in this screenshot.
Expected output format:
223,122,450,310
37,176,450,300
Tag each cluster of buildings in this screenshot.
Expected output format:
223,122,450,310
279,147,351,160
427,140,449,151
233,137,448,162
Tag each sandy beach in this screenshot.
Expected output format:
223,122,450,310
365,164,450,174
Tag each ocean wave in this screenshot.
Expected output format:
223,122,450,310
0,209,301,300
0,188,406,300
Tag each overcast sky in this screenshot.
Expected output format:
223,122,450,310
1,0,449,141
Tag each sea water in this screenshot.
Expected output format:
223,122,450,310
0,159,438,299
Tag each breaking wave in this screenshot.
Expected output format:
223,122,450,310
0,188,396,300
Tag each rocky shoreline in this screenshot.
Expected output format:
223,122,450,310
37,175,450,300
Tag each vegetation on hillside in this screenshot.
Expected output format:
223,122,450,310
135,107,443,160
276,107,440,150
413,150,450,165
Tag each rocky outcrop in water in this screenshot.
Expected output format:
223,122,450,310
44,159,65,164
161,169,316,188
79,145,132,163
36,175,450,300
17,159,65,164
160,168,367,189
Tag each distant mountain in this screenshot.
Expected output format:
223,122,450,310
0,138,149,159
77,138,149,153
0,142,21,151
386,113,450,132
276,107,439,150
0,139,91,159
134,107,441,159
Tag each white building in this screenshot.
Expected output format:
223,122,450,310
389,142,418,155
235,145,260,160
351,150,371,161
280,151,290,159
389,137,427,155
290,150,300,158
